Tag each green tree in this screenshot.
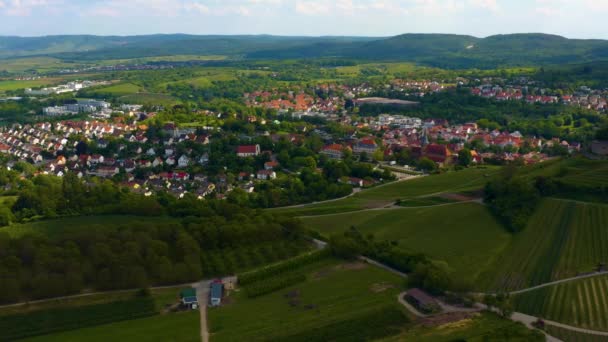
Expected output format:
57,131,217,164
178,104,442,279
458,148,473,167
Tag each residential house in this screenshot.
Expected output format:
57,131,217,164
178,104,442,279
178,155,190,168
257,170,277,180
237,144,261,157
353,138,378,154
180,288,198,310
320,144,348,160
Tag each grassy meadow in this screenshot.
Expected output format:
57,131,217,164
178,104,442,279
302,203,510,286
513,275,608,332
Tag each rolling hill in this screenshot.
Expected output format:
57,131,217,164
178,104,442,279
2,33,608,69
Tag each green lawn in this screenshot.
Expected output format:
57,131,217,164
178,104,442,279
303,203,509,288
272,167,500,216
22,311,200,342
513,275,608,332
208,259,406,341
0,79,62,92
478,198,608,291
378,312,544,342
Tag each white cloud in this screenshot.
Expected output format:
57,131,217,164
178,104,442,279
295,0,330,15
184,2,210,14
469,0,499,12
1,0,54,16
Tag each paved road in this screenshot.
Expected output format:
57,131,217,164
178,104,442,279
359,256,408,278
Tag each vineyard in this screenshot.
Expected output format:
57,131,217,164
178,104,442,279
245,274,307,298
201,240,312,277
513,275,608,331
0,297,157,340
478,198,608,291
238,249,330,286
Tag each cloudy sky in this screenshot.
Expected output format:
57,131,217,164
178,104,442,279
0,0,607,38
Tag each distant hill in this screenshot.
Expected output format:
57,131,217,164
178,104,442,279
2,33,608,69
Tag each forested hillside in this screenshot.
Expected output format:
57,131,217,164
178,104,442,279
3,33,608,68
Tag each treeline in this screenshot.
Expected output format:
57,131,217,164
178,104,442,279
484,168,541,233
0,197,308,303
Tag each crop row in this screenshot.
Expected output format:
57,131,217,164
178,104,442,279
0,297,157,341
238,248,330,286
513,276,608,331
244,273,307,298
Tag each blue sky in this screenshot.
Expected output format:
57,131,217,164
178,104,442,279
0,0,607,38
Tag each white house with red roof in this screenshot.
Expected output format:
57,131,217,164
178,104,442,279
237,144,260,157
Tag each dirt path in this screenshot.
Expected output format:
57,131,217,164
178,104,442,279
0,282,199,310
267,175,422,211
298,200,483,218
508,271,608,295
194,281,211,342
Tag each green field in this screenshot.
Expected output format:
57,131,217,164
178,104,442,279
0,78,62,92
93,82,142,95
273,167,500,216
513,275,608,332
478,199,608,291
208,259,406,341
22,311,200,342
302,203,510,286
546,324,608,342
118,92,180,106
378,312,544,342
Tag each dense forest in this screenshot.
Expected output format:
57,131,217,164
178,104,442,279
0,175,308,303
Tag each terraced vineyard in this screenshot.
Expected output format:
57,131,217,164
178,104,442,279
513,275,608,332
478,198,608,291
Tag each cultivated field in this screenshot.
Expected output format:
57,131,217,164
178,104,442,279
0,288,187,341
478,198,608,291
513,275,608,332
22,311,200,342
302,203,510,285
208,259,406,341
92,83,142,95
378,312,544,342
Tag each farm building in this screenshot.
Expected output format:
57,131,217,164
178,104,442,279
210,280,224,307
180,288,198,309
405,288,440,314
